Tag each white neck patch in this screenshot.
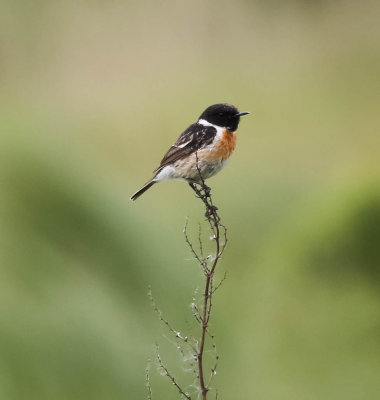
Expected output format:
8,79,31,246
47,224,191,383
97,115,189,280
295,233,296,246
198,119,223,129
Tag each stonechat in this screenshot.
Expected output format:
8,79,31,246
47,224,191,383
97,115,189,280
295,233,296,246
131,103,249,200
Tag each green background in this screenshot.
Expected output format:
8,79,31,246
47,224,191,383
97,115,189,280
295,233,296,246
0,1,379,399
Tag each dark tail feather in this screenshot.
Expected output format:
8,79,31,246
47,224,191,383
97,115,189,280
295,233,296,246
130,180,156,201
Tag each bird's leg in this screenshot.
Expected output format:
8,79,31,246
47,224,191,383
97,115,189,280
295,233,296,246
188,181,198,193
189,182,204,201
189,181,207,201
189,181,220,223
202,183,211,197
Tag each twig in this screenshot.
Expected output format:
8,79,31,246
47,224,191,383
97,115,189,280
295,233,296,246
149,287,201,365
150,151,228,400
184,220,209,275
198,222,204,257
148,288,189,344
211,272,227,294
207,342,219,388
146,362,153,400
191,296,202,324
184,152,227,400
156,346,192,400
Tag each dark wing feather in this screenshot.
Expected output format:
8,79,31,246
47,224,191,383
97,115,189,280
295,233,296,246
153,123,217,173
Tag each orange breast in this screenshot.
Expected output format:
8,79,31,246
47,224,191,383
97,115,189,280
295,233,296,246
214,129,236,160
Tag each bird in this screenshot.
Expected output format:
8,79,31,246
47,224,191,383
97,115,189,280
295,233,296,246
130,103,249,201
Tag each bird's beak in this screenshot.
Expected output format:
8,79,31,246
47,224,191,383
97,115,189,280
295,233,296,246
237,111,250,117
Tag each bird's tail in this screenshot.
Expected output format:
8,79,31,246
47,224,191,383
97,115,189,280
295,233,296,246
130,180,156,201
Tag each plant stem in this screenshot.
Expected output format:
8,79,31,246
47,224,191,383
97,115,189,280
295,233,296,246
189,177,225,400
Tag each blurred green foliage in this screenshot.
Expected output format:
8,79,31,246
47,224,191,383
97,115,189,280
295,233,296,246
0,0,379,399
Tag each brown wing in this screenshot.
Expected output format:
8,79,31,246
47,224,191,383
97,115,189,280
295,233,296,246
153,123,217,173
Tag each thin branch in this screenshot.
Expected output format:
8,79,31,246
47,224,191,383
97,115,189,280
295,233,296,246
146,362,153,400
211,272,227,294
207,342,219,388
150,151,228,400
156,346,192,400
184,219,209,275
191,297,202,324
198,222,204,258
185,152,227,400
148,287,189,345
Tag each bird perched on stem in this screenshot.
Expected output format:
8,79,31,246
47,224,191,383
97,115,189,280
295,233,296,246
130,103,249,200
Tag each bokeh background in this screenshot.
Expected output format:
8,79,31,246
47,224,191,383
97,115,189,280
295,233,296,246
1,0,379,399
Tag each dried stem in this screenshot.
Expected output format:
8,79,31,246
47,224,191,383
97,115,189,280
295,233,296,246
146,362,153,400
156,346,192,400
149,152,227,400
184,152,227,400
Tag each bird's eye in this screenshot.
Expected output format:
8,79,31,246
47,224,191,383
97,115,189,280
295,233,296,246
218,112,223,116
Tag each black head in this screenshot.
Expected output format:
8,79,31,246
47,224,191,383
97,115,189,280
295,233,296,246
198,103,249,131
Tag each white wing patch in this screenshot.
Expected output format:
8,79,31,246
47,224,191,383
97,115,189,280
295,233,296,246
174,140,191,148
